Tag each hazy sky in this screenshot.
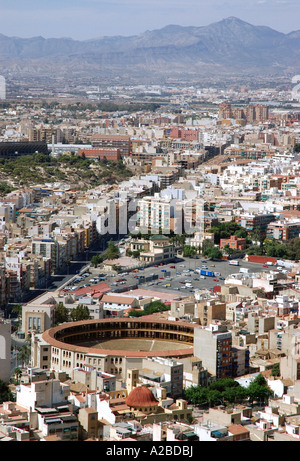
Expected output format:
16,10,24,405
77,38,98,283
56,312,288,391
0,0,299,40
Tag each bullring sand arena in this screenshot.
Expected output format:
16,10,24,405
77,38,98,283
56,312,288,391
77,338,192,352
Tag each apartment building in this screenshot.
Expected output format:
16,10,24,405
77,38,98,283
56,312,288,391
31,238,59,272
138,357,184,399
16,379,71,410
279,328,300,381
170,299,195,318
77,407,99,440
219,103,269,123
137,192,201,235
78,147,121,162
193,324,233,379
232,346,250,377
28,127,63,144
235,212,275,234
91,134,131,156
266,220,300,241
195,300,226,327
137,194,174,233
0,265,8,307
73,366,116,392
247,313,275,335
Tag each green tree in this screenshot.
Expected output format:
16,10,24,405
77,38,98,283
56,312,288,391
13,368,22,385
104,241,120,260
183,245,197,258
294,143,300,153
201,239,214,254
18,344,31,368
0,379,15,403
184,386,209,406
54,302,69,325
145,301,169,315
247,374,273,404
271,362,280,377
207,389,222,406
222,386,247,404
204,246,223,260
91,254,103,267
184,378,249,408
70,304,91,322
234,228,247,238
208,221,248,245
11,304,23,318
128,300,169,318
209,378,239,392
128,309,145,318
223,244,236,256
112,264,122,273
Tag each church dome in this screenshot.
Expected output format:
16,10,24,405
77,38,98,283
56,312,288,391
125,386,159,408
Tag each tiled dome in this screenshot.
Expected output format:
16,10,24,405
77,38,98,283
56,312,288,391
125,386,159,408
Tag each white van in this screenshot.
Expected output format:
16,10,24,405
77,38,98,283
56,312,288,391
229,260,239,266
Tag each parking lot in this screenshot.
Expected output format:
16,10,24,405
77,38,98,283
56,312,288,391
60,256,273,297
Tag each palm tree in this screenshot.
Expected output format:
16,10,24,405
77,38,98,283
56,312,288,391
18,344,31,368
11,304,22,318
13,367,22,385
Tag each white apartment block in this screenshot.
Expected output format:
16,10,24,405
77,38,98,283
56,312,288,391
16,379,71,410
137,194,173,233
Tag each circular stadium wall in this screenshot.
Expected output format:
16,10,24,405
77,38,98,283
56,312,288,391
41,318,195,379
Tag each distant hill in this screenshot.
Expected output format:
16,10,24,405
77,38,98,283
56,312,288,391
0,17,299,80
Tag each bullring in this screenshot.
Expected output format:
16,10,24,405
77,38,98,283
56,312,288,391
40,318,196,379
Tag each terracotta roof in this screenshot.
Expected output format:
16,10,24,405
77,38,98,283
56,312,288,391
101,294,136,305
73,282,110,297
228,424,250,435
125,386,159,408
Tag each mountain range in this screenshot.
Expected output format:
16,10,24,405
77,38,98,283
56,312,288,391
0,17,299,82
